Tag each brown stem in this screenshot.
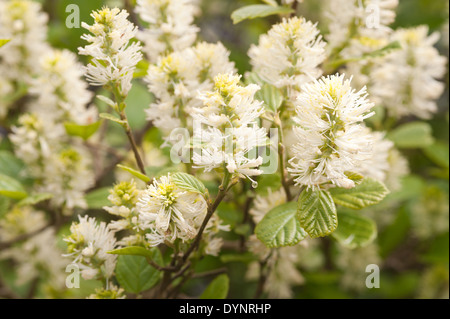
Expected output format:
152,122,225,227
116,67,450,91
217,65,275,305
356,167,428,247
119,111,147,175
180,176,234,266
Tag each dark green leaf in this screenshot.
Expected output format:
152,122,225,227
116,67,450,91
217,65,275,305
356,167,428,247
200,274,229,299
231,5,294,24
115,251,162,294
330,178,390,210
255,202,306,247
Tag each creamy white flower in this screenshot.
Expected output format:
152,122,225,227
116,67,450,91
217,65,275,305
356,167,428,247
104,180,141,232
79,7,142,96
324,0,398,58
203,214,230,257
136,0,199,63
145,42,235,134
0,208,66,289
10,113,65,175
192,73,267,179
248,17,326,94
370,26,447,119
39,147,94,211
356,130,392,182
28,49,95,125
136,174,207,246
64,215,118,279
356,129,409,191
288,74,375,189
0,0,50,118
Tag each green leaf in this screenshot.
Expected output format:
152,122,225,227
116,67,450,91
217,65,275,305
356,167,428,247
365,41,401,59
255,202,307,248
64,121,101,140
297,189,338,238
200,274,230,299
261,0,278,6
85,187,111,209
255,84,283,113
0,39,10,48
0,151,24,179
108,246,160,262
172,172,207,195
17,193,53,207
345,172,364,185
423,142,449,168
329,178,390,210
0,196,10,218
332,211,377,249
0,174,27,200
99,113,127,126
115,251,162,294
387,122,434,149
231,4,294,24
117,164,151,183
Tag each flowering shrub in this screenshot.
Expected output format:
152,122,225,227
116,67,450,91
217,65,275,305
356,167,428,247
0,0,448,299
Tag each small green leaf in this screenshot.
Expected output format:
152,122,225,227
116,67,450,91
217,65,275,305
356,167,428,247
99,113,127,126
64,121,101,141
245,72,265,86
330,178,390,210
231,4,294,24
261,0,278,6
200,274,230,299
108,246,158,260
345,172,364,185
255,84,283,113
387,122,434,149
332,211,377,249
0,174,27,200
85,187,111,209
172,172,207,195
115,250,162,294
297,189,338,238
117,164,151,183
255,202,307,248
364,41,401,59
326,41,402,70
17,193,53,207
0,39,10,48
423,142,449,168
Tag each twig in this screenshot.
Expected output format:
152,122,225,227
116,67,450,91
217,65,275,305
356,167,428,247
0,224,52,251
253,251,273,299
191,267,227,279
119,111,147,175
180,172,235,266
